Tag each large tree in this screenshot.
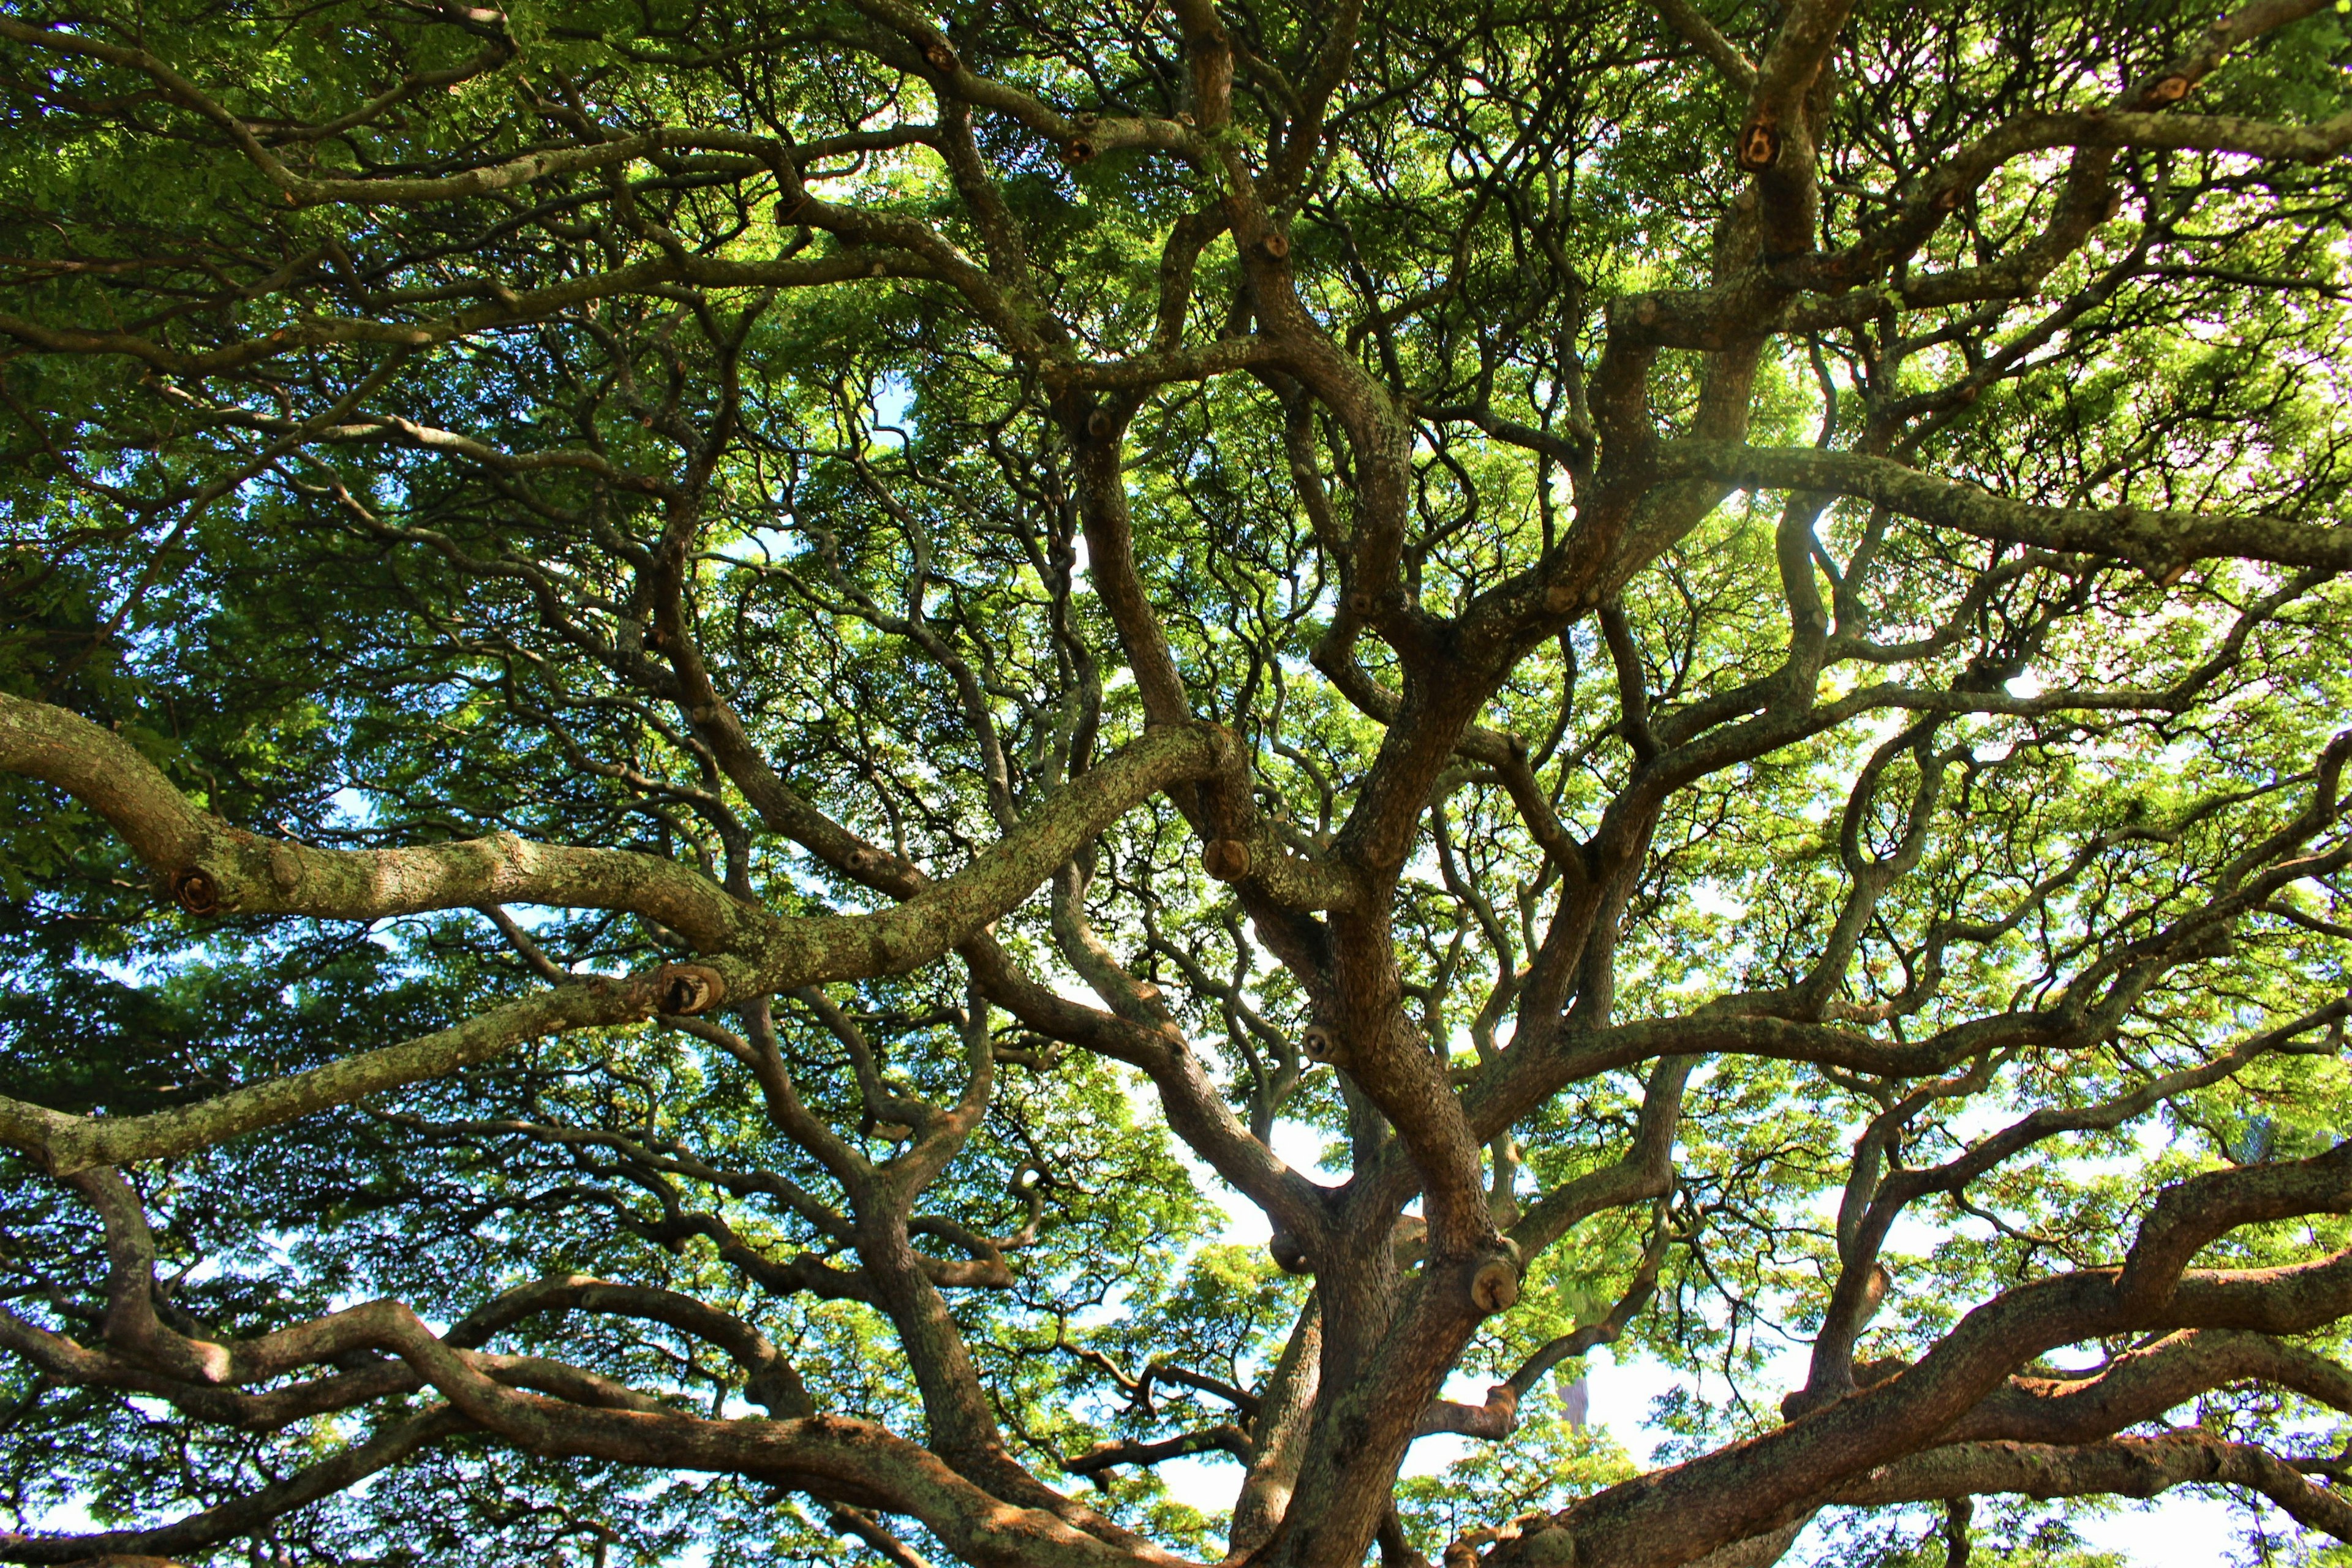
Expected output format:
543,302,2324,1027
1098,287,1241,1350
1,1,2350,1564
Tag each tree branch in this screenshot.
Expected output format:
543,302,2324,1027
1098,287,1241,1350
1665,444,2352,576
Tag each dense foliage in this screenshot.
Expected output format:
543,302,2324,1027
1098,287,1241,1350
1,1,2350,1565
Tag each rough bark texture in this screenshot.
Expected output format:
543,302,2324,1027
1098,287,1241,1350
1,1,2350,1565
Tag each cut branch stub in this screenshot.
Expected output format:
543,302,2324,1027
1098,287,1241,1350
1301,1023,1339,1062
1480,1382,1521,1435
1202,838,1252,881
170,867,223,918
1258,231,1291,261
2147,75,2190,105
1480,1514,1576,1566
922,42,960,74
1062,138,1096,164
1470,1251,1521,1315
1270,1231,1311,1275
1735,120,1782,172
654,963,726,1017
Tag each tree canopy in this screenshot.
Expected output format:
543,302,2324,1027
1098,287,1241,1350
2,1,2350,1564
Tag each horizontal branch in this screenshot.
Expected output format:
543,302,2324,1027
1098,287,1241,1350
1045,337,1287,391
1786,95,2352,299
0,982,646,1175
0,691,760,948
1943,1328,2352,1447
2,693,1231,974
1829,1431,2352,1541
1063,1423,1254,1480
0,21,935,208
0,1294,1174,1568
446,1274,813,1417
1665,443,2352,575
1,693,1248,1165
0,252,932,377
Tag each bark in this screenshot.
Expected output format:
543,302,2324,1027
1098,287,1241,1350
4,4,2351,1567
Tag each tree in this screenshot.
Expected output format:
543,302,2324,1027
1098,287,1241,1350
1,0,2349,1563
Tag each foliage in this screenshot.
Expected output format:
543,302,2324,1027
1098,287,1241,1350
0,2,2350,1566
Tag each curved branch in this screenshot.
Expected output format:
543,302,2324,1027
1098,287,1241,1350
0,1407,472,1566
1944,1328,2352,1446
0,983,647,1175
1539,1144,2352,1568
1667,443,2352,575
447,1274,813,1416
2,689,1243,986
0,690,758,949
1828,1432,2352,1542
1063,1423,1254,1481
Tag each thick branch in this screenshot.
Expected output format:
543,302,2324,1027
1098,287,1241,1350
0,984,647,1175
1830,1433,2352,1542
1667,444,2352,575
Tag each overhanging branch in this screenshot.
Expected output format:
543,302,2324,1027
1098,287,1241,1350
1665,443,2352,575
